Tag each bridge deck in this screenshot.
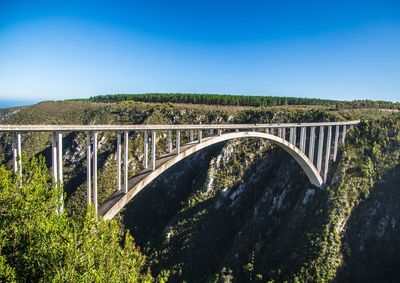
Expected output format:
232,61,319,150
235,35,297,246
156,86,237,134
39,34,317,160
0,120,360,132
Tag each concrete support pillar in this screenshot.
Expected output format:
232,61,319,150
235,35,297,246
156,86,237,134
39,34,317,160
317,126,324,173
293,127,297,146
143,130,148,169
176,130,180,154
308,127,316,162
198,130,202,143
342,125,347,144
57,132,63,184
51,133,58,182
50,132,64,213
56,132,63,214
289,127,294,144
117,132,122,191
235,129,239,133
168,130,172,153
12,133,18,173
323,126,332,183
190,130,194,142
278,128,282,138
333,125,339,162
124,131,129,193
209,129,214,135
282,128,286,141
300,127,306,152
151,130,156,171
265,128,270,134
86,132,91,206
17,133,22,174
14,132,22,178
92,131,97,216
217,129,222,136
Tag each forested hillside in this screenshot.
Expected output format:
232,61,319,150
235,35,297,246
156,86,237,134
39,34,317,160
0,99,399,282
89,93,400,109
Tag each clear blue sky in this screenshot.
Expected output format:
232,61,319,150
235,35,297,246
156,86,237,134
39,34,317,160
0,0,399,102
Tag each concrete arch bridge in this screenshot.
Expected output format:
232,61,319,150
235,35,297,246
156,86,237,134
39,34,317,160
0,120,359,219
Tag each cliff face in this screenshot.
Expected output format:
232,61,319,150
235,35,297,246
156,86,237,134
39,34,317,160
122,140,316,282
0,101,399,282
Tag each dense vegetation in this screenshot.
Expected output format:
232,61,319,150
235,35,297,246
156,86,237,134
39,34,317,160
89,93,400,109
295,115,400,281
0,100,399,282
0,157,155,282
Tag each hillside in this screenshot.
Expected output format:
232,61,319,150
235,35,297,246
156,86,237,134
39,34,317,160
0,99,399,282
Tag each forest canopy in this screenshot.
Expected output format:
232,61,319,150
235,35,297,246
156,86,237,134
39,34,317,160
89,93,400,109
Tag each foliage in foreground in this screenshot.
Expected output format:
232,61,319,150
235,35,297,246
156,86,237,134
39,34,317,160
0,157,154,282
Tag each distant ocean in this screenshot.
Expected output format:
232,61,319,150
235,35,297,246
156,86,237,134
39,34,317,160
0,99,38,108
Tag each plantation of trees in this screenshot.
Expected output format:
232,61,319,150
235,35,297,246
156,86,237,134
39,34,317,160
89,93,399,109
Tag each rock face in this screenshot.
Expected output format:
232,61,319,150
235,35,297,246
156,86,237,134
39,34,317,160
335,165,400,282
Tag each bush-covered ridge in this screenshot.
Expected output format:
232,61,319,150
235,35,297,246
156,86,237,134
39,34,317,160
89,93,400,109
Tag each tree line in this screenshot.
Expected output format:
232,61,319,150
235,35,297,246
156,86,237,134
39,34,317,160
88,93,399,109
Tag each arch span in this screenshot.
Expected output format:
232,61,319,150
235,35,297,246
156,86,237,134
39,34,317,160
99,131,323,219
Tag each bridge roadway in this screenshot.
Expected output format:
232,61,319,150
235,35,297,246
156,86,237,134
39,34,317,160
0,120,360,218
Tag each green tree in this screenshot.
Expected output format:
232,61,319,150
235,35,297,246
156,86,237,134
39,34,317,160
0,156,154,282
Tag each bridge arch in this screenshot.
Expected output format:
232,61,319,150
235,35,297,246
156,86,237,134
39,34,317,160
100,131,322,219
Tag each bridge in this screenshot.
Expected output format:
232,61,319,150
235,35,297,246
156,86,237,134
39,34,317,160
0,120,359,219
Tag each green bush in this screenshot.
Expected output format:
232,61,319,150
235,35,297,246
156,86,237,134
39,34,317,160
0,156,154,282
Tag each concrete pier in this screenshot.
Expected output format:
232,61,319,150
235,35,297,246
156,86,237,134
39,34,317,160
289,127,294,144
124,131,129,193
116,133,122,191
300,127,306,152
190,130,194,142
323,126,332,183
151,130,156,171
333,125,339,162
342,125,347,144
52,133,58,182
86,132,91,205
308,126,316,163
317,126,324,173
168,130,172,153
176,130,180,154
143,130,148,169
92,131,97,216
